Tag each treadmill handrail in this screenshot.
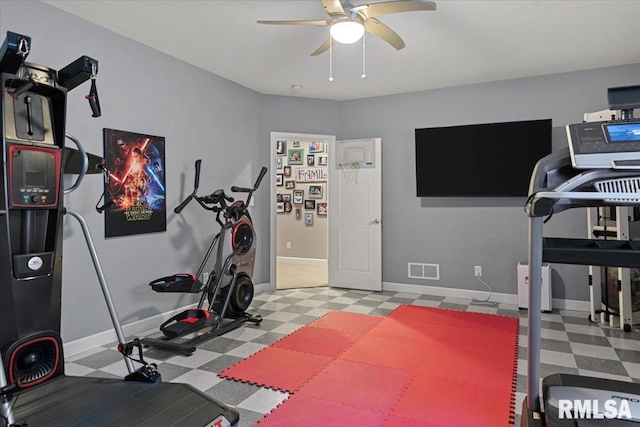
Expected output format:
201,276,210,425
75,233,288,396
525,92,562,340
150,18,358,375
525,171,640,420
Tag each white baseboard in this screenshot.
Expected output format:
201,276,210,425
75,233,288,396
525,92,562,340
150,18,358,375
255,282,275,293
277,256,327,266
382,281,589,312
66,281,590,356
63,303,197,357
552,298,590,312
383,281,517,304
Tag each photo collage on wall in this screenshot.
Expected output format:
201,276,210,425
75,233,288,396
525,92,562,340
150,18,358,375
276,140,328,225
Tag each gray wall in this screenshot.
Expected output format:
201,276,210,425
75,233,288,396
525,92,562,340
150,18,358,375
340,64,640,300
0,1,265,342
2,1,639,344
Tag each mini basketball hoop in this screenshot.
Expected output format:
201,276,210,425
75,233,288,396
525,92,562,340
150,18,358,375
340,162,360,184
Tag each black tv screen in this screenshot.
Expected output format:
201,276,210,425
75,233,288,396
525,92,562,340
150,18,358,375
415,119,552,197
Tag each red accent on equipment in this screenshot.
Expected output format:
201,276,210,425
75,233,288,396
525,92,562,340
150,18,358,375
8,336,60,388
231,221,253,254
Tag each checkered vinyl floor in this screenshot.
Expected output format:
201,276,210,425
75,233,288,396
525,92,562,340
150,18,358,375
64,287,640,426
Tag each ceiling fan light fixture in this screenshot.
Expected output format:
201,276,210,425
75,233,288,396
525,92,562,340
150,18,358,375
330,19,364,44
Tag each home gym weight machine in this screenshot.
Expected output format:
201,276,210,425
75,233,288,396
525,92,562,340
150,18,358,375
522,85,640,426
0,31,238,426
141,160,266,356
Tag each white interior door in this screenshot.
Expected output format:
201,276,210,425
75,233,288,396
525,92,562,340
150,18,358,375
329,138,382,291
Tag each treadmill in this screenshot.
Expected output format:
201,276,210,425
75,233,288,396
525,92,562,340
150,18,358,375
521,85,640,426
0,32,238,426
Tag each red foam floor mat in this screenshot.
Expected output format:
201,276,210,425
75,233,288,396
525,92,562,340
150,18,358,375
393,374,515,426
390,305,518,334
368,317,447,346
220,347,332,392
309,310,383,334
222,306,518,426
340,333,435,372
298,359,414,414
383,416,441,427
418,347,518,392
272,326,362,357
257,394,386,427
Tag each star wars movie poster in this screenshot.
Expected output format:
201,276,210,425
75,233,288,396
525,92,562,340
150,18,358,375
103,128,166,238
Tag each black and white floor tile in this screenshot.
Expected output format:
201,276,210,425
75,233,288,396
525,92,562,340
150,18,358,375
65,287,640,426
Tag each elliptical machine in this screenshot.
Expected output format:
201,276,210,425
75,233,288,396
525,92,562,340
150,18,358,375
142,160,267,355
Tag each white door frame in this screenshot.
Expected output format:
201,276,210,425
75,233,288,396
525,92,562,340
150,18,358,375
268,132,336,292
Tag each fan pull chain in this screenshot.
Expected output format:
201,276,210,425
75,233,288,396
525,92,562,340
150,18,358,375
329,37,334,82
362,31,367,79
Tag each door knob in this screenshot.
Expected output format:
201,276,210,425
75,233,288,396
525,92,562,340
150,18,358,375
368,219,381,225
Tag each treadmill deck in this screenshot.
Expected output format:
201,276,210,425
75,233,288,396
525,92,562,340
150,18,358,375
10,375,238,426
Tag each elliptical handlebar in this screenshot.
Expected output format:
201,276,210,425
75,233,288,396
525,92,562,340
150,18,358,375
174,159,202,214
230,166,268,194
174,162,267,219
254,166,268,190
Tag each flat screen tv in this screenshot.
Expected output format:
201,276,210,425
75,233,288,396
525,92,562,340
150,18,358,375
415,119,552,197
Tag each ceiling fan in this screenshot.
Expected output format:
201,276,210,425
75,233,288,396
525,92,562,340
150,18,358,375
257,0,437,56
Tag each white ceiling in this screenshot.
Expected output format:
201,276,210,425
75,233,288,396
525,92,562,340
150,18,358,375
44,0,640,101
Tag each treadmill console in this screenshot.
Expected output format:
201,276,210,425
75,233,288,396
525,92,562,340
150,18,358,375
567,119,640,169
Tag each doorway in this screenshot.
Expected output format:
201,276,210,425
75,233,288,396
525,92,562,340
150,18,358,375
270,132,335,291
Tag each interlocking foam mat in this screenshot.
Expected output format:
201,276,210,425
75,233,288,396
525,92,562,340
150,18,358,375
220,306,519,426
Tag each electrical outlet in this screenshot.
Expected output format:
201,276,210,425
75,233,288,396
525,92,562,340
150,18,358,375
202,272,209,283
286,242,291,250
474,266,482,277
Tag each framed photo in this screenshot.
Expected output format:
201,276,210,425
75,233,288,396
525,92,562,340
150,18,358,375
305,200,316,210
276,202,285,213
293,141,300,148
276,140,286,156
318,156,328,166
293,190,304,204
103,128,166,238
276,174,283,186
307,155,315,166
284,201,292,213
288,149,304,165
276,193,283,202
317,202,328,215
276,157,282,169
309,142,324,153
305,213,314,225
283,166,291,177
295,208,301,219
285,180,295,190
282,194,291,202
308,185,322,199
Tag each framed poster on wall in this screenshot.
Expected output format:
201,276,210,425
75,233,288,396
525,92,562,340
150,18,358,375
103,128,166,238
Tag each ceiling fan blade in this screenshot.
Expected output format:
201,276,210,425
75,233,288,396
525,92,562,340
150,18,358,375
322,0,347,16
257,20,328,26
310,38,336,56
351,0,436,19
364,18,405,50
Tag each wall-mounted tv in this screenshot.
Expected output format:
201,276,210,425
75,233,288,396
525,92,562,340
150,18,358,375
415,119,552,197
